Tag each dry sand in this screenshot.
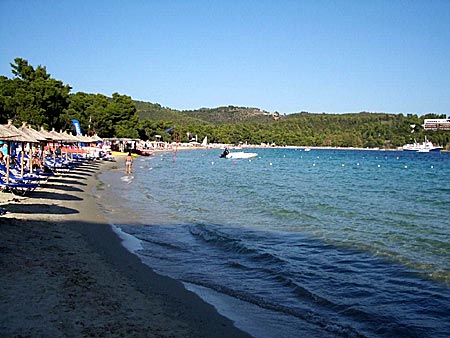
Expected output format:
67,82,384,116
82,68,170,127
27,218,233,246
0,159,251,337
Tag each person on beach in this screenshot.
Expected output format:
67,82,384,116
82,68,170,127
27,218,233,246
125,151,133,174
0,144,7,162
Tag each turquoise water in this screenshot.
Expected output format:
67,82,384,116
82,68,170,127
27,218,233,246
98,148,450,338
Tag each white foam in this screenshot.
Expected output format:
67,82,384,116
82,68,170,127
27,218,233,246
111,224,143,254
183,282,313,338
120,175,134,183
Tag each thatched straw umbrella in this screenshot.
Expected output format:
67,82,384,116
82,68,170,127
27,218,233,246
18,122,52,172
60,131,83,160
2,120,39,180
19,123,49,142
0,125,20,182
39,126,56,141
91,134,103,142
3,120,38,143
0,124,20,139
38,127,69,170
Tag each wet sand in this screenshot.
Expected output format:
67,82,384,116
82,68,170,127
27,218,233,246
0,159,251,337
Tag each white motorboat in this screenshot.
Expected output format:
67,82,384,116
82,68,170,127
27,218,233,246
226,151,258,159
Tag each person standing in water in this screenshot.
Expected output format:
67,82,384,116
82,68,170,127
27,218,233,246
125,151,133,174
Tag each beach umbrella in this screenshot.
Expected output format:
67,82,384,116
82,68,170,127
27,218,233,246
61,130,79,143
40,126,64,153
2,121,40,178
48,128,67,142
39,126,57,141
53,129,86,160
0,124,20,140
91,134,103,142
19,122,49,142
79,134,92,143
60,131,81,159
40,128,66,170
18,123,53,172
49,128,72,163
0,125,19,183
38,126,59,164
3,120,39,143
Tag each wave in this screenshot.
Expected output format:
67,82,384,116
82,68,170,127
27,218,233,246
110,224,143,254
187,223,401,337
139,236,187,252
182,277,367,338
189,223,285,265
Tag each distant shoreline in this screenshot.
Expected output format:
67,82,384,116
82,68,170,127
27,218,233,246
114,144,450,156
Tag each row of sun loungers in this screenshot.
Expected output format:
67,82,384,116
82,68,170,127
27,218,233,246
0,154,93,196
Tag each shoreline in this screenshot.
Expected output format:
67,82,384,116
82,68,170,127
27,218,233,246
0,160,251,337
114,144,450,156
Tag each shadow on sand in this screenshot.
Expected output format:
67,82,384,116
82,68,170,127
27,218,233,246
28,190,83,201
42,184,84,193
4,203,79,215
47,178,87,186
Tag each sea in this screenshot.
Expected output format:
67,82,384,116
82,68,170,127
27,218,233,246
95,148,450,338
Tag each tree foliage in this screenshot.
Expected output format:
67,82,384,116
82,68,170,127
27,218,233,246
1,58,448,148
0,58,71,129
1,58,140,137
137,110,449,149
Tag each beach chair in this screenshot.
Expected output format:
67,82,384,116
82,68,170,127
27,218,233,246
43,157,73,173
12,154,53,179
0,175,39,196
0,163,47,184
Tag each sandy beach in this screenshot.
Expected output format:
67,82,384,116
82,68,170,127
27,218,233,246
0,158,251,337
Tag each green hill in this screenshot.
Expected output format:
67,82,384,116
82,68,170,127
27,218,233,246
182,106,274,124
134,100,449,149
135,102,275,125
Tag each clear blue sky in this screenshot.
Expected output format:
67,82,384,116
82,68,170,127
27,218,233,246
1,0,449,115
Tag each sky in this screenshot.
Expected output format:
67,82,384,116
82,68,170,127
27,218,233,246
1,0,449,115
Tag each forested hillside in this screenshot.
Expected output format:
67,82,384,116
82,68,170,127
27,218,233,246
1,58,449,149
135,102,449,149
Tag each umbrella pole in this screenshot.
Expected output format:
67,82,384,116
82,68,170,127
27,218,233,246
20,142,24,177
21,149,24,177
30,144,34,173
53,143,56,171
40,142,45,171
6,154,10,184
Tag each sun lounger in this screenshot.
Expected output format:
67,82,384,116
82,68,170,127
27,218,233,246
0,163,48,184
43,158,73,173
0,176,39,196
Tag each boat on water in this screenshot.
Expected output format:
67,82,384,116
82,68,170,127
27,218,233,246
219,147,258,159
135,148,153,156
402,137,442,153
226,151,258,159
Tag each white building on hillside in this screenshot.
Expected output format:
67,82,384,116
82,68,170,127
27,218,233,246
423,118,450,130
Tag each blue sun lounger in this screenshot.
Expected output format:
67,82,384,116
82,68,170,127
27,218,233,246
0,163,48,184
0,176,39,196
